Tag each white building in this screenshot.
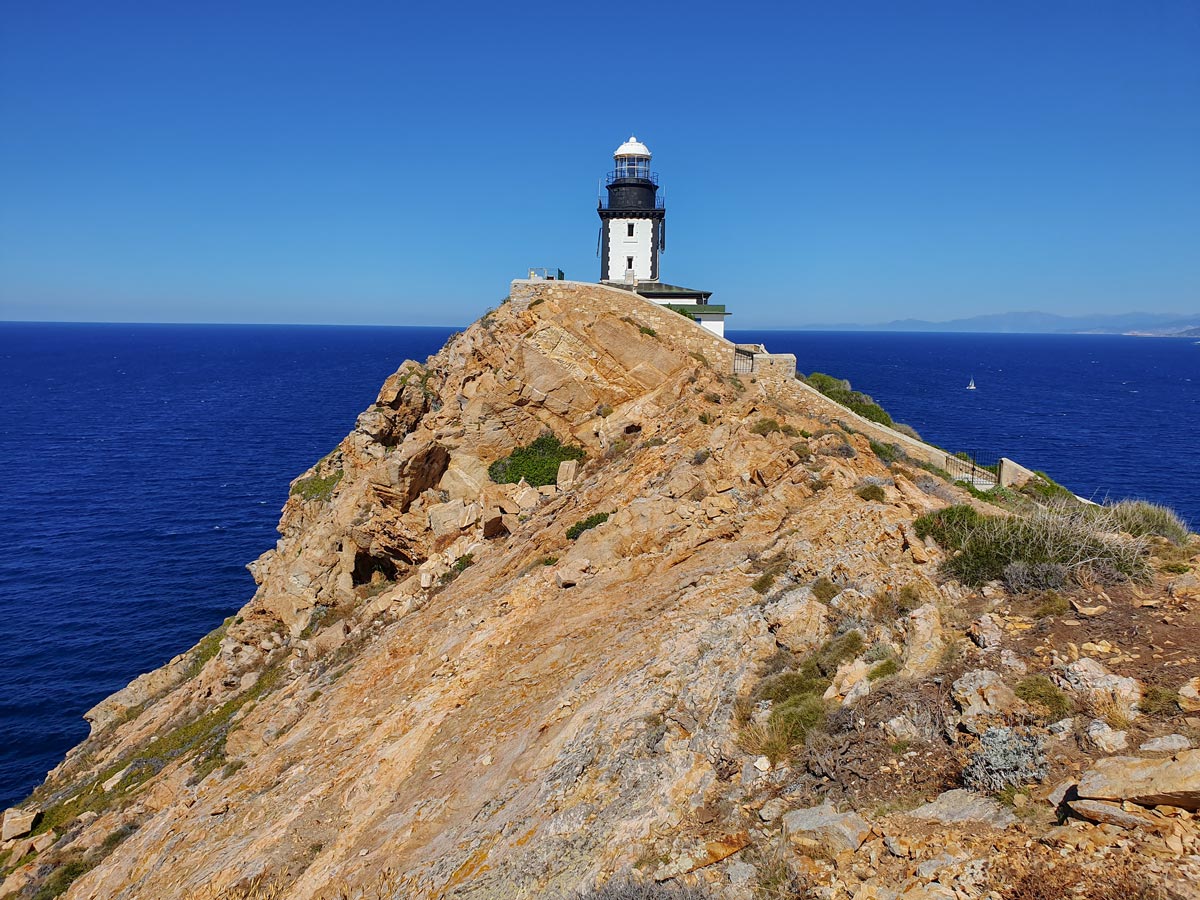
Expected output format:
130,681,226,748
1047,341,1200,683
597,136,728,338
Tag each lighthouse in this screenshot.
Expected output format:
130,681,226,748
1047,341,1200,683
598,136,663,283
597,136,728,337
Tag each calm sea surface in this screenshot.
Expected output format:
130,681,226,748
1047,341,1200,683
1,323,1196,806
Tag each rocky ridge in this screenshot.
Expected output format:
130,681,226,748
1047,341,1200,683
2,280,1199,900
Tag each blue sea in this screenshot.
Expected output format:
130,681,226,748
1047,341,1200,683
1,323,1196,807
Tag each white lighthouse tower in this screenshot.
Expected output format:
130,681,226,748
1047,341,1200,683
598,136,729,337
598,136,662,283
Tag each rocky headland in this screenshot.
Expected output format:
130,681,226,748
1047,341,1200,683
3,281,1199,900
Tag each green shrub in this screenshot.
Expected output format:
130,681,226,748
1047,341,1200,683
1139,684,1180,717
1014,675,1073,720
488,433,585,487
638,325,657,338
698,412,714,425
869,440,903,465
597,404,614,418
642,436,666,448
769,695,828,745
566,512,609,540
290,469,343,502
812,631,865,676
754,665,829,704
540,556,558,566
750,418,781,436
940,505,1150,587
811,577,839,603
1021,471,1077,504
1032,591,1071,618
703,392,721,404
1106,500,1190,545
804,372,894,426
856,484,886,502
913,504,985,550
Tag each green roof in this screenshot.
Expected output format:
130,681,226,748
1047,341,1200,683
664,303,729,316
634,282,713,301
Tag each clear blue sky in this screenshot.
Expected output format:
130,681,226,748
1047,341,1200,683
1,1,1197,327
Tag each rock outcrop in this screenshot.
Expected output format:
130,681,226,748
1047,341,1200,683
3,280,1198,900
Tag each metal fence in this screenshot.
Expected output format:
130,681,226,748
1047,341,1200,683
944,452,999,488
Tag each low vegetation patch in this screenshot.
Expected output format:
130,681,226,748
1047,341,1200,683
963,726,1047,794
855,484,886,502
811,576,839,603
803,372,894,426
488,433,585,487
290,469,343,502
1139,683,1180,717
751,552,790,594
1106,499,1190,545
741,632,865,761
566,512,609,540
1014,675,1073,721
869,440,903,465
871,584,924,620
750,418,781,436
915,503,1150,588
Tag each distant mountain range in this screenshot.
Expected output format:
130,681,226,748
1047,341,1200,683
797,311,1200,335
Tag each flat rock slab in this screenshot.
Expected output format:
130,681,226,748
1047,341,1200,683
782,801,871,851
904,789,1015,828
1066,798,1160,831
1,808,37,841
1076,750,1200,810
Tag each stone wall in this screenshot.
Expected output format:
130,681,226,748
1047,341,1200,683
751,352,798,385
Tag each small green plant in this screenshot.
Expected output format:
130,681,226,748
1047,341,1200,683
856,484,886,502
811,577,839,603
781,423,799,437
597,404,614,418
703,391,721,403
750,418,782,436
290,469,344,502
488,433,585,487
1161,562,1192,574
869,440,903,465
868,657,900,681
642,436,666,448
751,554,790,594
638,325,657,338
1139,684,1180,717
871,584,924,620
1014,675,1073,720
566,512,610,540
540,556,559,566
698,412,713,425
1032,591,1071,618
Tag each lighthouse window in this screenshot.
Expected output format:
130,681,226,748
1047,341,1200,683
626,256,634,270
627,223,635,237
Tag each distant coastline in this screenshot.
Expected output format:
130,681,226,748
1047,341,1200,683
794,310,1200,336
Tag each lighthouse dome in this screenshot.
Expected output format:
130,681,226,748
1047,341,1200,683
613,136,651,158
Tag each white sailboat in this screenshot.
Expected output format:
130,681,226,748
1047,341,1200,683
966,377,976,390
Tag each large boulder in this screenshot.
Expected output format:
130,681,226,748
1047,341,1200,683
1075,750,1200,810
2,807,37,841
900,603,944,677
782,801,871,852
765,589,830,654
